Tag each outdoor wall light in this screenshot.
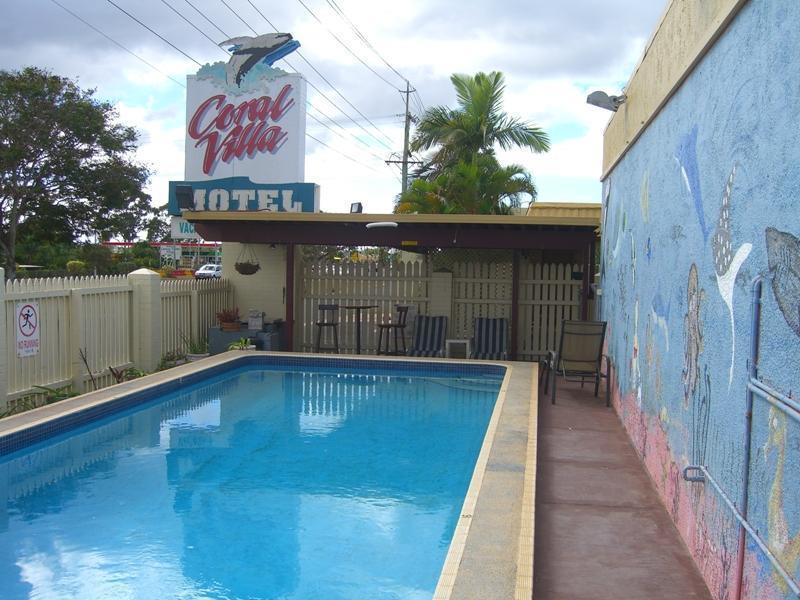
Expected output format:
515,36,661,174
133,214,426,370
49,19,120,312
586,90,627,112
366,222,398,229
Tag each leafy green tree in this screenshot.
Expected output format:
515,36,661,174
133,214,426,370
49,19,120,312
396,154,536,215
0,67,151,277
411,71,550,178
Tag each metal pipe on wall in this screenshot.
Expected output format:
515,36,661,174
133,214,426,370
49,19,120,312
684,275,800,599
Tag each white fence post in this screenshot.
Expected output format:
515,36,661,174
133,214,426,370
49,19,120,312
69,288,86,393
0,269,7,411
129,269,162,372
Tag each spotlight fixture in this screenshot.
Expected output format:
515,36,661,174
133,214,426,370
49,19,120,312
175,185,194,210
365,221,398,229
587,90,627,112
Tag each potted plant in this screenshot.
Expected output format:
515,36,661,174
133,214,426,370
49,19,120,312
234,261,261,275
159,350,186,370
228,337,257,351
216,307,242,331
184,334,210,362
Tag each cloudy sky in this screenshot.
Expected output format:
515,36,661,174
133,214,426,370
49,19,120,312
2,0,665,214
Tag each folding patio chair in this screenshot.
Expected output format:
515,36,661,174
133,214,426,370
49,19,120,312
540,320,609,406
407,315,448,357
469,317,508,360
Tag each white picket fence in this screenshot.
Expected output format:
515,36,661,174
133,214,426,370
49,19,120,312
160,279,233,356
298,256,582,359
2,274,231,408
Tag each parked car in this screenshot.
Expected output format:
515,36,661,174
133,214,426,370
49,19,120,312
194,263,222,279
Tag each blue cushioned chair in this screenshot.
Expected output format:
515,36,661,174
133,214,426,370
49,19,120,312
407,315,448,357
470,317,508,360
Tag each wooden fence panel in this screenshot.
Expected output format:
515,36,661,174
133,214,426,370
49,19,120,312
516,262,582,361
160,279,233,356
298,259,431,353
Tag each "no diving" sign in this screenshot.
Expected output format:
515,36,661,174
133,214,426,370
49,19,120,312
16,302,40,358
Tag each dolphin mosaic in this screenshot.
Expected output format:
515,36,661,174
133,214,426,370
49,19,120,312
220,33,301,87
675,125,710,242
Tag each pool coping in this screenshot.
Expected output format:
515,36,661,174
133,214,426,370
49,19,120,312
0,351,537,599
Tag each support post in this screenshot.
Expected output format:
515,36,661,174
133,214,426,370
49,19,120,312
285,243,295,351
511,251,520,360
581,243,590,320
128,269,162,372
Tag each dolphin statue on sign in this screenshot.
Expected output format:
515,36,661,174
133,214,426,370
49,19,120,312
219,33,300,86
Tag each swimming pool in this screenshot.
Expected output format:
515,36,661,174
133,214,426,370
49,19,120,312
0,355,512,599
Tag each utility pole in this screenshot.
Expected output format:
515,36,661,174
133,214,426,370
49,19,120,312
401,80,412,194
386,81,421,196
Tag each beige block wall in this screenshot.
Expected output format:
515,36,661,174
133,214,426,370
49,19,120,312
222,243,287,322
602,0,748,176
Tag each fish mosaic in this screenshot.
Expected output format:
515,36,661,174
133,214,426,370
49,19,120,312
683,264,704,407
711,164,752,386
765,227,800,337
676,126,710,242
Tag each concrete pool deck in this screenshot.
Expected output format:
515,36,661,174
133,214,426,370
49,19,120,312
533,376,711,599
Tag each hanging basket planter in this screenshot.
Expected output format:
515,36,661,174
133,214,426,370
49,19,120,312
234,244,261,275
235,261,261,275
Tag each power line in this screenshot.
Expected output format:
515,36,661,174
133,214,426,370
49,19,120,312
158,0,229,55
324,0,409,86
239,0,396,148
47,0,185,88
104,0,203,67
215,0,392,152
306,133,380,173
181,0,231,39
292,0,403,90
306,109,385,163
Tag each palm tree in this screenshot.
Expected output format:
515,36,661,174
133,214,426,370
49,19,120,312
396,154,536,215
411,71,550,178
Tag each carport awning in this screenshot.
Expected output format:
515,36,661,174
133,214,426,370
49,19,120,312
185,204,600,250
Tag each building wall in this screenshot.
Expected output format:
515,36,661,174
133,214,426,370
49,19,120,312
600,1,800,598
221,243,287,324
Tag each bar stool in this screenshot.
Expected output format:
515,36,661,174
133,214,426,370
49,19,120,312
314,304,340,353
376,305,409,355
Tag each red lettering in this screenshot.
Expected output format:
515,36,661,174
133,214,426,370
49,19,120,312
188,95,225,139
187,85,296,175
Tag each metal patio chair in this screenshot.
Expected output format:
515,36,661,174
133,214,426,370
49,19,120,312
469,317,509,360
314,304,340,353
377,305,409,355
407,315,448,357
540,320,610,406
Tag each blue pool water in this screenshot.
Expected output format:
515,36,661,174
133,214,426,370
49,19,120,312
0,361,503,599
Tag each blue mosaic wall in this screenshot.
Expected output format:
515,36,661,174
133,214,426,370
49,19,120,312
600,1,800,597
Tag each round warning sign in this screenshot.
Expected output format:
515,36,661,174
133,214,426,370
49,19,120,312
16,302,40,357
